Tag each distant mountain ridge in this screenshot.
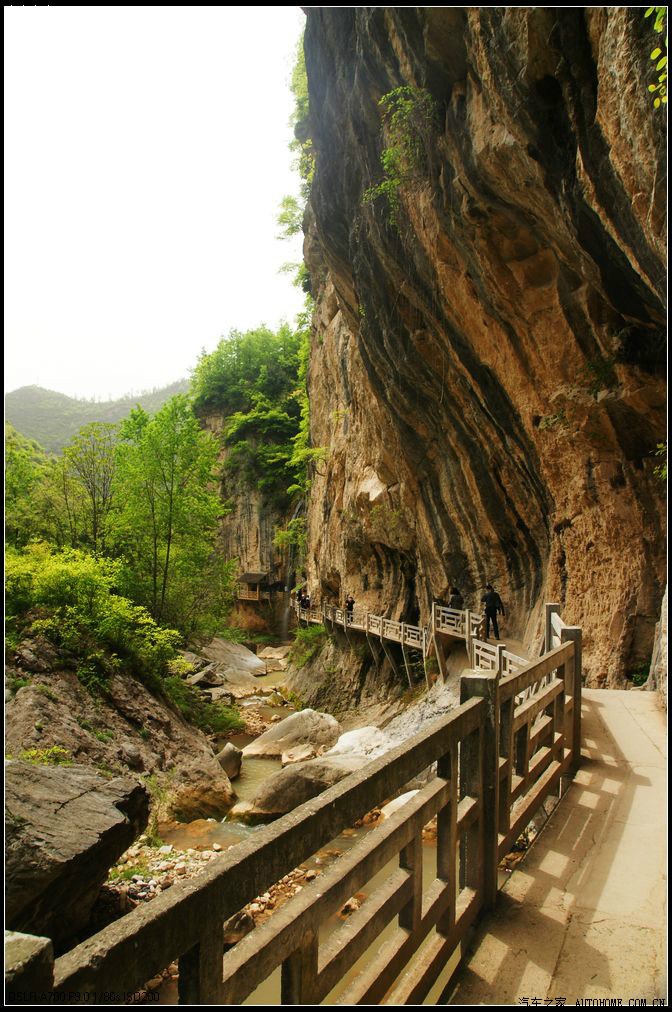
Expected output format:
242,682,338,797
5,380,190,453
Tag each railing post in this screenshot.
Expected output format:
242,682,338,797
495,643,505,676
178,929,223,1004
545,603,561,653
460,670,500,909
560,625,582,770
281,930,318,1005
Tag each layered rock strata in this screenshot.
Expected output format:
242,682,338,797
301,7,666,687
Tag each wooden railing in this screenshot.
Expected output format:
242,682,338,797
45,606,581,1006
237,586,271,602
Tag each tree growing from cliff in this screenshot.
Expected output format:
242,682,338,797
363,86,437,226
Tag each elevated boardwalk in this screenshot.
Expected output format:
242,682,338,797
296,598,531,687
448,688,667,1005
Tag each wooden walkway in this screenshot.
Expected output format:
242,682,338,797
447,688,667,1005
295,599,532,688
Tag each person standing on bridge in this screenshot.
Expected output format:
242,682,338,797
448,587,464,610
345,594,355,624
481,584,505,640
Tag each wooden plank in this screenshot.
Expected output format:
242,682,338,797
384,887,481,1005
551,611,564,636
513,678,564,731
399,833,423,932
281,930,318,1005
528,714,553,756
436,750,457,934
498,755,568,857
499,642,573,702
335,879,464,1005
338,887,479,1006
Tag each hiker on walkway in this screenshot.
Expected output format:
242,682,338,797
448,587,464,610
302,590,311,611
345,594,355,624
481,584,505,640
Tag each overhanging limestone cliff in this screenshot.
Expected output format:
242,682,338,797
301,7,666,687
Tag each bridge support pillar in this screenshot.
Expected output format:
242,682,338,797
460,670,500,910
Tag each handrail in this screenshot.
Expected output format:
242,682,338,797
46,603,581,1006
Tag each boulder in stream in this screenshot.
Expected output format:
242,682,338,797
200,637,267,677
228,754,360,822
242,708,341,759
216,742,243,780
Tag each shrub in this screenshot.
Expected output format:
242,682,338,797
8,745,73,766
289,624,328,668
5,543,182,684
162,676,244,735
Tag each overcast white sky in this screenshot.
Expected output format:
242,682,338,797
4,5,306,400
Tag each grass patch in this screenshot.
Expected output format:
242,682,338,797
35,683,59,702
6,675,31,696
109,859,150,882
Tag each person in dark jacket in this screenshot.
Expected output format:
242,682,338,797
448,587,464,610
345,594,355,624
481,584,505,640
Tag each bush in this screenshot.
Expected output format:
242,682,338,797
289,624,328,668
6,543,181,683
7,745,73,766
162,676,245,735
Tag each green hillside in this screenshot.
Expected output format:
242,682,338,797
5,380,190,453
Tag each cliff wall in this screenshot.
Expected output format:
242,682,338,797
301,7,666,687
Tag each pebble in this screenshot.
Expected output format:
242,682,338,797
212,843,222,852
158,845,173,855
175,863,187,875
304,870,319,881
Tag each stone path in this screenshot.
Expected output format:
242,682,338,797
447,688,667,1006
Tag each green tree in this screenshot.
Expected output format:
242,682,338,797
111,396,228,635
62,422,117,553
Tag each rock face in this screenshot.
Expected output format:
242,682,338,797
301,8,666,688
5,761,149,951
242,708,341,759
4,660,235,822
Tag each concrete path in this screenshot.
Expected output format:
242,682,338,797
448,689,667,1006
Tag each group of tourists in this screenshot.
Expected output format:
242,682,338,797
448,584,506,640
297,584,506,640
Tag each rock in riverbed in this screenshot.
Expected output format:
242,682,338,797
242,708,341,759
229,755,360,822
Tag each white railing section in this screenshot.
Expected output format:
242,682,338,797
292,599,574,711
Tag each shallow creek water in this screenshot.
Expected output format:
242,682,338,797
157,797,468,1004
